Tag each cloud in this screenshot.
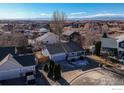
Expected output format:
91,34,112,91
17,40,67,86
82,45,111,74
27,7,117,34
69,13,124,18
85,13,124,18
40,13,52,17
69,12,87,18
70,12,87,15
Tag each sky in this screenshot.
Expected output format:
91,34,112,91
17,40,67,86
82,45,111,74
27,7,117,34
0,3,124,19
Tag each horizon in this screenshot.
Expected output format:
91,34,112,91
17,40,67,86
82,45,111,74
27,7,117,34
0,3,124,19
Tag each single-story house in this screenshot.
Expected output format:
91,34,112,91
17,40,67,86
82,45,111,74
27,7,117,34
42,42,84,62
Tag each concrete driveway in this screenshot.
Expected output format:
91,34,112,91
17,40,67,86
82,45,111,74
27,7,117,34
70,68,124,85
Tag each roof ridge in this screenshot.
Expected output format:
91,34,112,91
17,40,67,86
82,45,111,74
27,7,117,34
0,54,9,66
8,54,23,67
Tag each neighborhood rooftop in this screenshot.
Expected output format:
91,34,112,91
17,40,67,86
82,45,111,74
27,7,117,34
45,42,83,55
62,30,77,36
0,47,16,61
14,55,36,66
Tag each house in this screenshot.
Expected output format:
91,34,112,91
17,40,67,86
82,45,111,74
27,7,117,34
42,42,84,62
36,32,59,44
39,28,50,34
0,54,36,81
62,30,82,46
24,30,33,37
101,34,124,60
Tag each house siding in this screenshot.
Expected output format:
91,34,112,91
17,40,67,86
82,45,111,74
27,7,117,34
51,53,66,62
0,66,35,81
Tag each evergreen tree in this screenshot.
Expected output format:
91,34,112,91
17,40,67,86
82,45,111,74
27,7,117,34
57,64,61,79
94,41,101,56
47,60,55,78
102,32,108,38
53,64,58,80
43,64,48,72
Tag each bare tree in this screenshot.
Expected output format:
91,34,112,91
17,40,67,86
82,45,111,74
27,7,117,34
52,10,67,42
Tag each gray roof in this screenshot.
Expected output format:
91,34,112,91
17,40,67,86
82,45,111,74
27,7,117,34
62,30,76,36
63,42,83,52
45,42,83,54
45,43,65,54
0,47,16,61
14,55,36,66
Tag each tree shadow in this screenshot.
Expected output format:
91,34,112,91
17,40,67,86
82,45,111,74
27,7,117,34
57,77,70,85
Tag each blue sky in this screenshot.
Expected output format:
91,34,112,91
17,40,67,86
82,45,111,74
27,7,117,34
0,3,124,19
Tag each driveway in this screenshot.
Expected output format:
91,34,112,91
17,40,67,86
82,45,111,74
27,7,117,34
70,68,124,85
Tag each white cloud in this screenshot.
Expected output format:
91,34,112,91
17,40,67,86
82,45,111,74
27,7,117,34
70,12,87,15
69,12,87,18
40,13,52,17
68,13,124,18
85,13,124,18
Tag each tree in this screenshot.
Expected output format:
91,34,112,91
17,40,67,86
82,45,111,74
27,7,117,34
93,40,96,45
43,64,48,72
52,10,67,42
53,64,61,80
94,41,101,56
57,64,61,79
53,64,58,80
47,60,55,77
102,32,108,38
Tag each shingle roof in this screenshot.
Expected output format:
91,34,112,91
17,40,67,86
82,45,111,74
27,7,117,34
45,43,65,54
45,42,83,55
63,42,83,52
62,30,77,36
36,32,58,42
0,47,16,61
14,55,36,66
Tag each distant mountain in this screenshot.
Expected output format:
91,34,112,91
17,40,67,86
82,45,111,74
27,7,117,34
1,16,124,21
69,16,124,21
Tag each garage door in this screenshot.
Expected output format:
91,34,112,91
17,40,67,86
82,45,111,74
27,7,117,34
51,53,66,62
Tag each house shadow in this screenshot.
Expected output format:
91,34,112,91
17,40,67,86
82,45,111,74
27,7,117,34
36,70,50,85
57,77,70,85
61,59,99,72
